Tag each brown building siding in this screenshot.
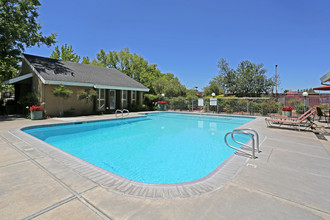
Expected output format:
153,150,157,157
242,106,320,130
42,84,94,116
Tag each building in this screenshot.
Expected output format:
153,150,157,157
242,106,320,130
4,54,149,116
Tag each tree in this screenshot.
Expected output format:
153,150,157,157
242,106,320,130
300,88,318,94
50,44,80,62
54,47,188,97
152,73,186,97
235,60,273,97
77,89,97,103
53,85,73,116
215,58,237,94
203,80,223,96
81,56,91,64
90,59,104,67
186,89,198,97
213,58,274,97
95,47,175,94
0,0,57,83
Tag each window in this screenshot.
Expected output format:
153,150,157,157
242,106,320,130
122,90,127,108
131,91,136,105
109,90,116,110
97,89,105,111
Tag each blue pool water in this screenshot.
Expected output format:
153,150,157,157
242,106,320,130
23,113,254,184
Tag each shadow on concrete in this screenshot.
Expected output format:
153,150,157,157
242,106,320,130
0,115,26,122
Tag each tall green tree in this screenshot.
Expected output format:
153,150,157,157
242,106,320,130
95,47,166,94
81,56,91,64
80,56,104,67
152,73,187,97
215,58,237,94
50,44,80,62
203,80,224,96
54,47,188,97
212,59,274,97
0,0,57,83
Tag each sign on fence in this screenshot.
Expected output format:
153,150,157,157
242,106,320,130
210,98,217,106
198,98,204,106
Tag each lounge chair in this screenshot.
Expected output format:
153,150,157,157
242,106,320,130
268,108,313,120
265,108,316,131
316,107,329,122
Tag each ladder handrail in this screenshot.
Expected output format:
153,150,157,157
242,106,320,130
122,109,129,116
224,129,260,159
200,104,207,113
225,132,256,159
115,109,123,117
232,128,260,153
115,109,129,117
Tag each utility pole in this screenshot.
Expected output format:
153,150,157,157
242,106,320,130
274,65,279,96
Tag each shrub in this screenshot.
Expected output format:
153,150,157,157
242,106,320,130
5,99,15,105
171,97,188,110
288,100,306,114
129,104,148,112
63,111,76,117
144,94,158,110
18,93,39,107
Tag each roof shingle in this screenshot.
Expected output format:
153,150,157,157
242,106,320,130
23,54,149,91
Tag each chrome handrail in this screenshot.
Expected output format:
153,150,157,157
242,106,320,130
115,109,129,117
224,129,260,159
115,109,123,117
123,109,129,117
232,128,260,153
200,104,207,114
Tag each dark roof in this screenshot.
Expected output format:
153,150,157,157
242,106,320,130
22,54,149,91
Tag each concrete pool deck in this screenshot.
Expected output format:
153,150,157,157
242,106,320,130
0,113,329,219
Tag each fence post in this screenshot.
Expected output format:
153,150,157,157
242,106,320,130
192,97,193,111
247,100,249,115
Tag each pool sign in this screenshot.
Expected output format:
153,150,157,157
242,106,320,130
210,98,217,106
198,98,204,106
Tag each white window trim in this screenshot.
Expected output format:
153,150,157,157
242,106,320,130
97,89,105,111
122,90,127,108
131,91,136,105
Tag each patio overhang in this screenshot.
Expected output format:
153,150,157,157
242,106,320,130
320,71,330,85
2,73,33,85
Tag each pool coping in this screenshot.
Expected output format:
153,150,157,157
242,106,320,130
9,112,261,199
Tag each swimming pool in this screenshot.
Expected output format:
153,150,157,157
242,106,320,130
23,112,254,184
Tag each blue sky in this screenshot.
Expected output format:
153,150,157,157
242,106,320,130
26,0,330,92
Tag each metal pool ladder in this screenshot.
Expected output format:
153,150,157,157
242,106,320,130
115,109,129,117
224,128,260,159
